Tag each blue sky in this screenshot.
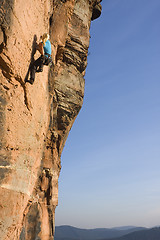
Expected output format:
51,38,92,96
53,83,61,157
55,0,160,228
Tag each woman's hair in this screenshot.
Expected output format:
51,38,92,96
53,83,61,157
42,33,49,44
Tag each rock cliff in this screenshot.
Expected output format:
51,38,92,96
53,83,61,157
0,0,102,239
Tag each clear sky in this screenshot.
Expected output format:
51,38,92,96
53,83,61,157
55,0,160,229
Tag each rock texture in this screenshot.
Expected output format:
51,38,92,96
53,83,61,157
0,0,102,239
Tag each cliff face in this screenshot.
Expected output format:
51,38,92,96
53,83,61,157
0,0,101,239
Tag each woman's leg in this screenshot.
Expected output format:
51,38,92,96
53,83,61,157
29,56,44,83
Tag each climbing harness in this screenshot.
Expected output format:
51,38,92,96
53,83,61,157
44,54,52,66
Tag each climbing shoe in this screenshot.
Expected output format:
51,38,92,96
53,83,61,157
25,79,34,85
36,67,43,72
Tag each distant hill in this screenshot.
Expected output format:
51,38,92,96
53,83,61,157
112,226,140,231
54,225,146,240
102,227,160,240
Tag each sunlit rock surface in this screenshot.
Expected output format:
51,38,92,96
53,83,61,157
0,0,101,239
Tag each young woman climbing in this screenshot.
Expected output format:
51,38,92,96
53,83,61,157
26,33,52,84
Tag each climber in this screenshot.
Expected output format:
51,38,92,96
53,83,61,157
26,33,52,85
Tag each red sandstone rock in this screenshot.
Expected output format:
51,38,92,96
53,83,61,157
0,0,101,239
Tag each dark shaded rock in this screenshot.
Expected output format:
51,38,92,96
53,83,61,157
92,2,102,20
